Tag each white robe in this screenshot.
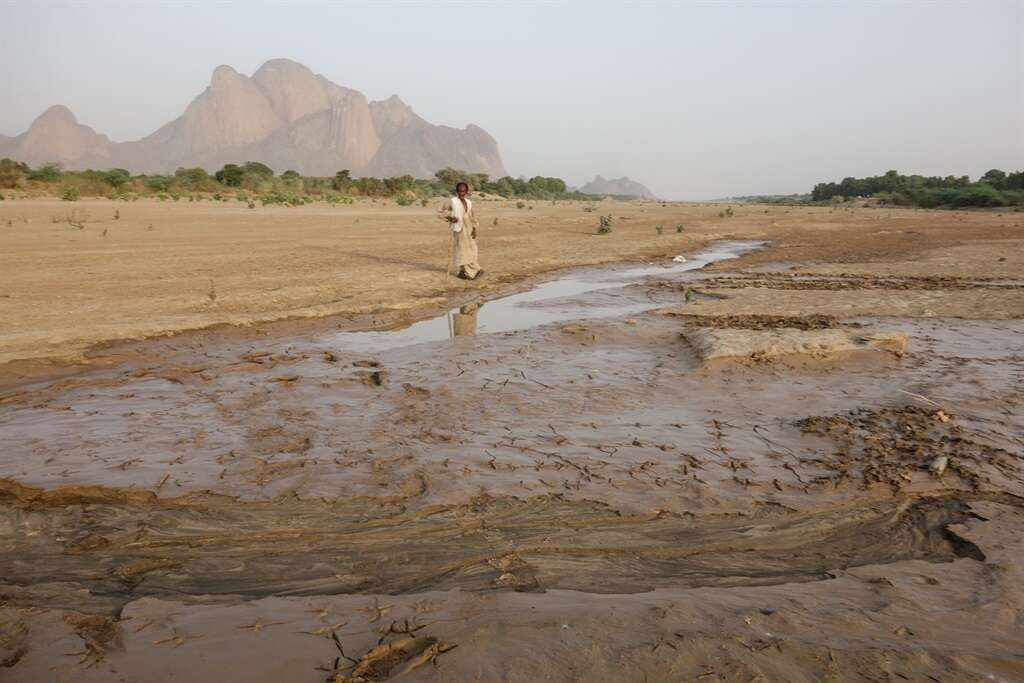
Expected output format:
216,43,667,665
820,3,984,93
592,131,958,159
439,197,482,278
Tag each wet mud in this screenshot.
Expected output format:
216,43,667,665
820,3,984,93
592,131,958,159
2,241,1023,681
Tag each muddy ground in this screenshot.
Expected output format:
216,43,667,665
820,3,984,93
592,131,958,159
1,200,1022,682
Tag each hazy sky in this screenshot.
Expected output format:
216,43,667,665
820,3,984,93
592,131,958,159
1,0,1021,199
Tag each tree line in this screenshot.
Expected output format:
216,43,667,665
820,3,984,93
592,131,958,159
0,159,621,203
811,169,1024,208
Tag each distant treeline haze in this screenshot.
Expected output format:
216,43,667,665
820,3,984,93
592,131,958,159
812,169,1024,208
0,159,627,204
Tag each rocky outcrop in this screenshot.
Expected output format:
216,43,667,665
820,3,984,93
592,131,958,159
579,175,656,199
0,105,114,167
0,59,506,178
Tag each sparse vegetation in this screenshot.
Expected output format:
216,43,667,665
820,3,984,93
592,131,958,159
676,224,684,233
61,187,80,201
597,214,613,235
0,158,636,207
655,225,664,235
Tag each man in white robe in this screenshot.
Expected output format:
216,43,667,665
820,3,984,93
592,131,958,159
438,182,483,280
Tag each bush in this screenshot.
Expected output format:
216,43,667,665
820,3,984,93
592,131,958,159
102,168,132,188
29,162,63,183
656,225,664,235
597,214,612,235
143,175,173,192
676,224,684,233
0,158,29,188
516,201,526,209
950,184,1007,208
61,186,80,201
395,194,415,206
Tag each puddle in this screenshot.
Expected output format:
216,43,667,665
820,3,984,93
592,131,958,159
321,240,764,351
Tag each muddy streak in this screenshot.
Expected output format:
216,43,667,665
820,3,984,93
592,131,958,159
0,478,1001,613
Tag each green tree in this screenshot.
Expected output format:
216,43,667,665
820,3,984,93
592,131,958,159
242,161,274,179
174,167,211,189
101,168,132,188
215,164,244,187
0,158,29,188
28,162,63,183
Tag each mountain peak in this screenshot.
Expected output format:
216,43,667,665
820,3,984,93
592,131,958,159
254,58,315,79
35,104,77,125
210,64,242,86
580,175,656,199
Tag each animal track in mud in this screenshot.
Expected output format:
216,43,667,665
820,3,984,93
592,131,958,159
0,481,1001,613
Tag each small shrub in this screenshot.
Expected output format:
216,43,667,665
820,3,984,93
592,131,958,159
655,225,664,235
492,217,498,226
157,192,168,201
420,198,429,207
597,214,613,235
395,194,415,206
235,191,248,203
247,201,255,209
212,192,222,201
676,224,684,233
170,192,180,201
582,205,596,212
516,201,526,209
725,206,734,217
61,187,80,202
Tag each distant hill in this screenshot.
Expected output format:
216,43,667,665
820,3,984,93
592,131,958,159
579,175,655,199
0,58,507,179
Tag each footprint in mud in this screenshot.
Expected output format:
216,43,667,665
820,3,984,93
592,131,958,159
350,360,387,386
247,425,314,456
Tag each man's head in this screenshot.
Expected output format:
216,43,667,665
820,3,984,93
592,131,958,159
456,182,469,198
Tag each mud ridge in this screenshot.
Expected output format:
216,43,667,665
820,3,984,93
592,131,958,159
0,484,1010,613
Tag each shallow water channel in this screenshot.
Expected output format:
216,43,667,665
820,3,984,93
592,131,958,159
321,240,765,352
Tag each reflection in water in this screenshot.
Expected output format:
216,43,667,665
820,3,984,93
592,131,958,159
449,302,482,337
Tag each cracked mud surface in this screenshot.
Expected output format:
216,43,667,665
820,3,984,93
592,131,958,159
2,222,1024,681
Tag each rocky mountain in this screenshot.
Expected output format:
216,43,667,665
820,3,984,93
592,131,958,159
0,59,507,178
579,175,656,199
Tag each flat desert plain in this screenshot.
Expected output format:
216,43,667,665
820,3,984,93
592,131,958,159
1,197,1023,682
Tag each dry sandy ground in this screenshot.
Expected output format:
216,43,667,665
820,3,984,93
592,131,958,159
1,197,1020,373
1,198,1023,682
